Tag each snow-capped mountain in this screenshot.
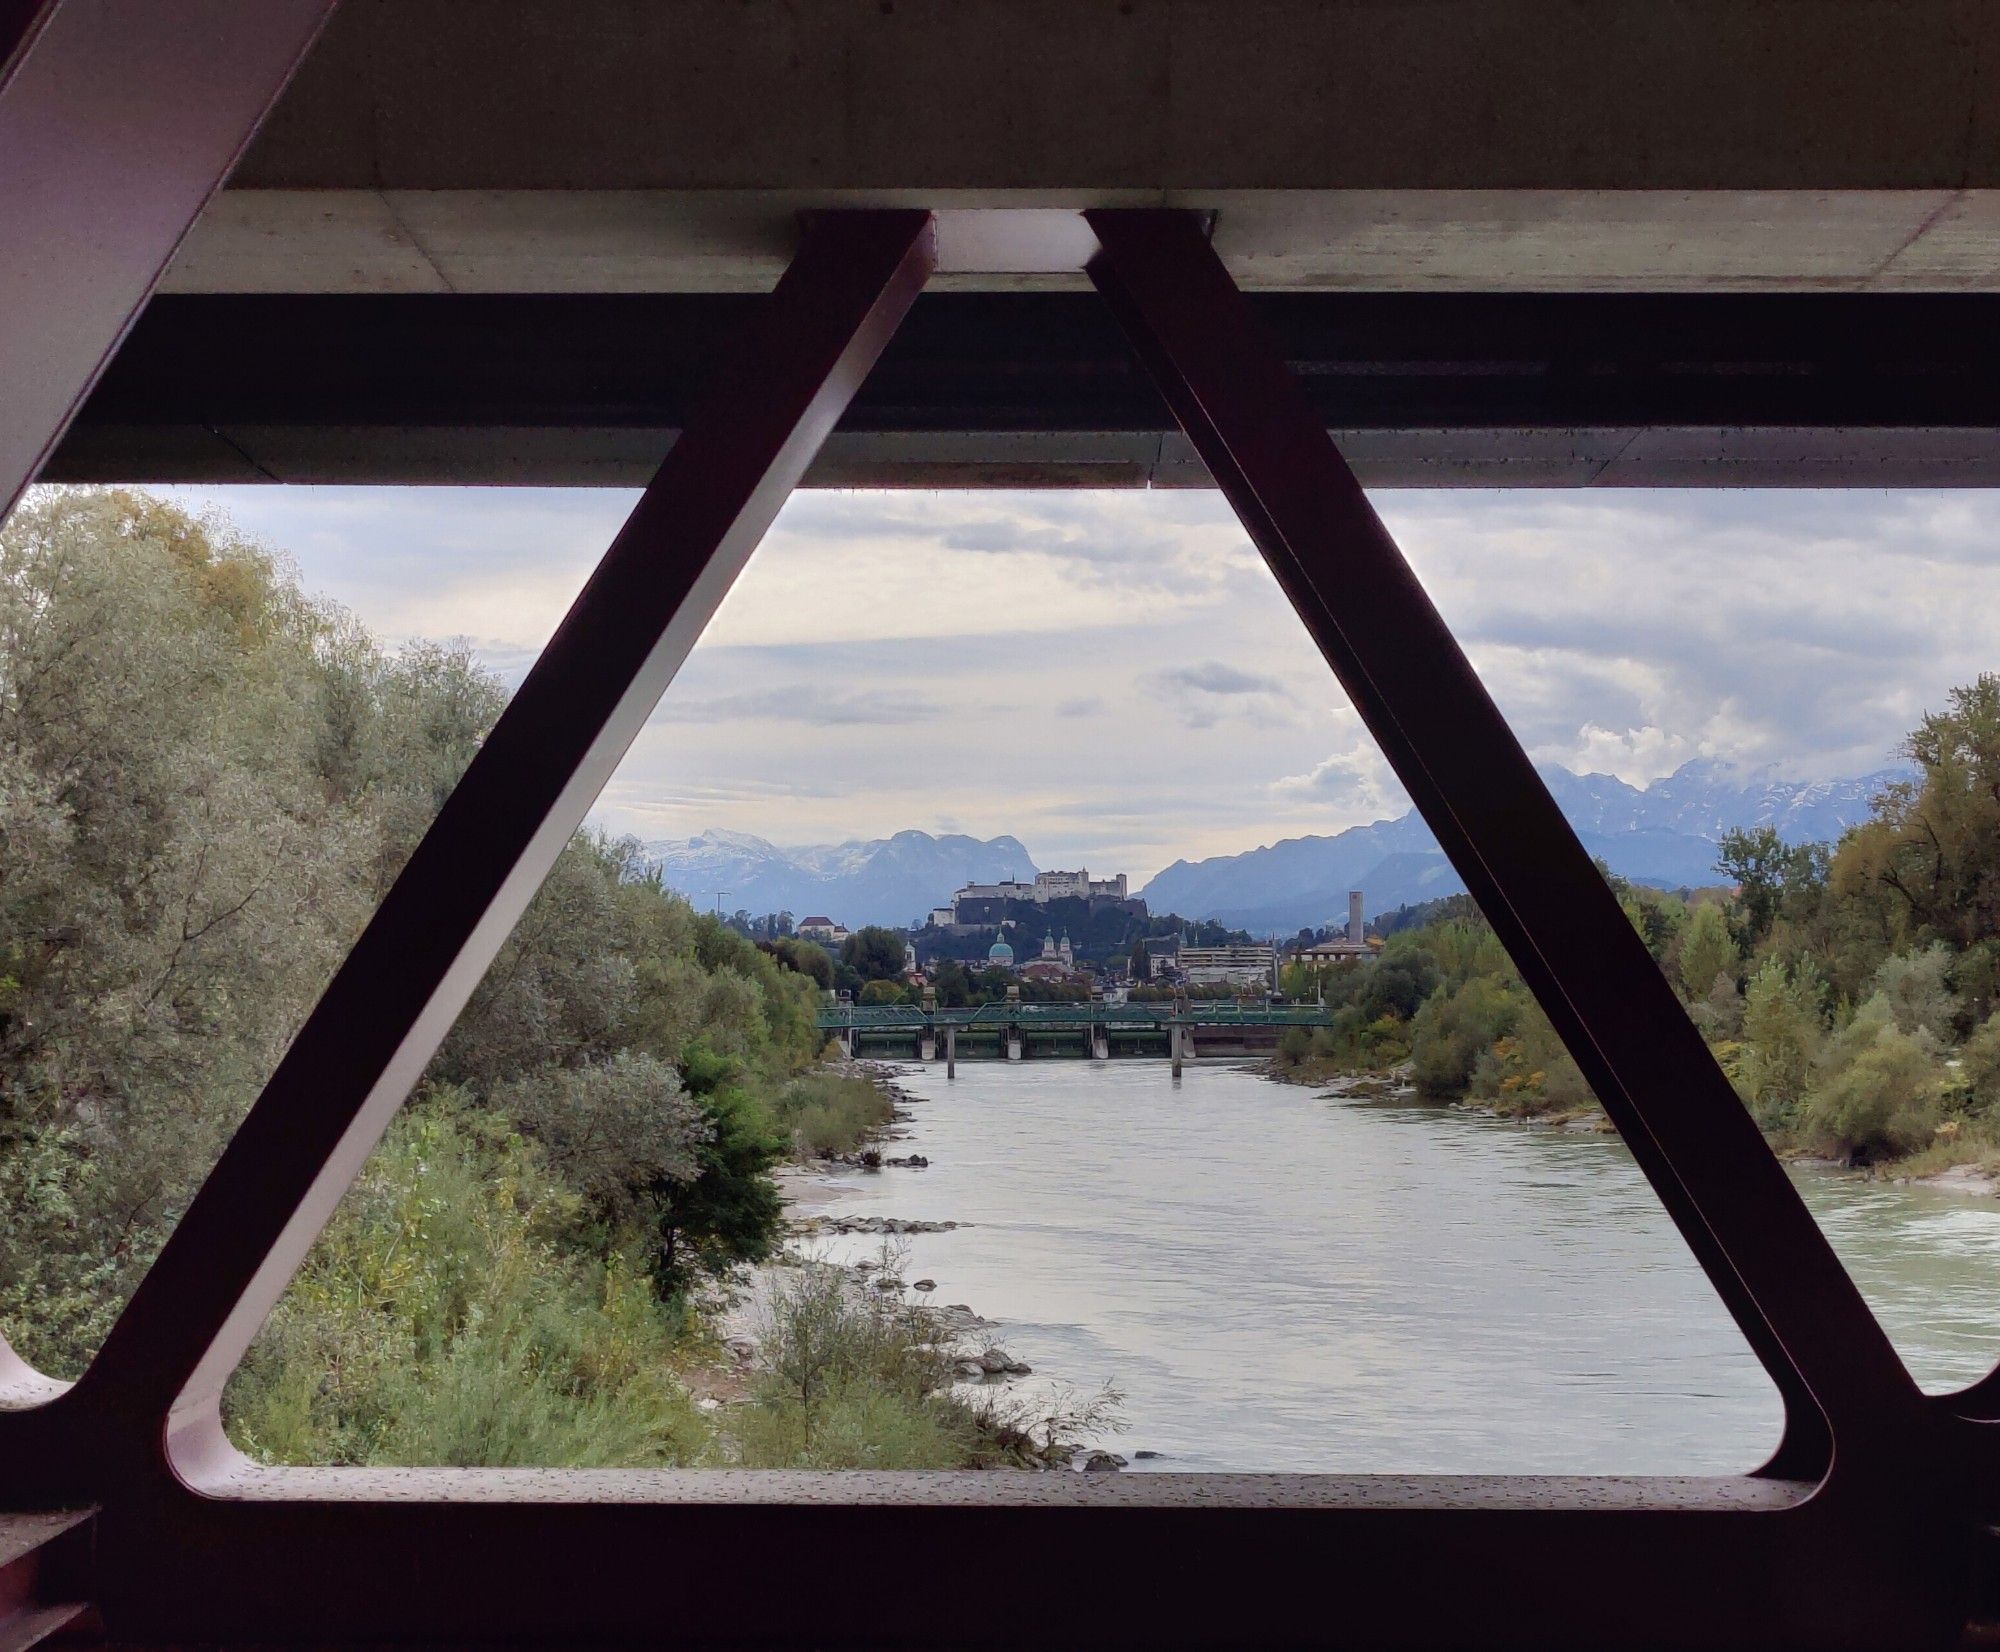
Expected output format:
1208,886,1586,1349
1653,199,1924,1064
1534,759,1897,845
641,829,1036,928
1139,759,1908,935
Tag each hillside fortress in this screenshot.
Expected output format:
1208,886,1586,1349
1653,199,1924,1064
930,868,1129,927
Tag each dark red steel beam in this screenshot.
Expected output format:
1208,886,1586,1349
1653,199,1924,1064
89,1472,1966,1650
0,0,337,523
1081,208,1929,1482
63,210,935,1480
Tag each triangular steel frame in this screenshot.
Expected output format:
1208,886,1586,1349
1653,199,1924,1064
0,192,1985,1649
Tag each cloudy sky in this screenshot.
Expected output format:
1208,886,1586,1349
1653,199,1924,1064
162,485,2000,884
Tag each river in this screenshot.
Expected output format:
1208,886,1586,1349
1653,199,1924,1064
808,1060,2000,1475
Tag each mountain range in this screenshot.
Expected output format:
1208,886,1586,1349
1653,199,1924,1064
1139,758,1907,933
642,828,1037,927
645,758,1905,934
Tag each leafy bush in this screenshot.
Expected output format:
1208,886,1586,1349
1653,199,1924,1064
1409,975,1517,1096
1472,1004,1593,1118
736,1255,969,1469
1799,1018,1943,1165
1870,944,1960,1042
1276,1025,1314,1067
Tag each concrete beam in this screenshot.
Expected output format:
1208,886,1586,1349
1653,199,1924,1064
147,1,2000,295
161,188,2000,295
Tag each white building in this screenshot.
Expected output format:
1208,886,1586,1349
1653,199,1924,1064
1033,868,1090,901
1030,868,1130,902
944,868,1131,921
1179,944,1278,988
954,880,1038,904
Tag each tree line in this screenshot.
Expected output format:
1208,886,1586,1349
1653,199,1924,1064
0,491,1020,1468
1279,678,2000,1175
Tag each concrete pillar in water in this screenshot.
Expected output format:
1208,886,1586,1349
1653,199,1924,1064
1170,1021,1183,1078
946,1027,956,1079
920,1034,936,1061
1007,1028,1023,1062
1091,1029,1109,1060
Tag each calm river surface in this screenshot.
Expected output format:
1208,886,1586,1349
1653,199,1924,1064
811,1060,2000,1474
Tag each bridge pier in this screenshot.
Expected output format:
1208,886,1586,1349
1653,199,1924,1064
920,1033,936,1061
945,1027,956,1079
1006,1027,1022,1062
1091,1029,1109,1060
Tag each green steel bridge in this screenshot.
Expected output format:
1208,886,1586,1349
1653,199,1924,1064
815,1000,1333,1064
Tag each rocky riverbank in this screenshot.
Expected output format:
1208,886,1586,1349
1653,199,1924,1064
710,1057,1128,1470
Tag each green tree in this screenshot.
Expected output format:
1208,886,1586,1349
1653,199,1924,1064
1717,826,1825,948
1677,900,1739,999
1737,956,1825,1129
840,925,908,983
765,935,834,989
650,1046,786,1296
1835,676,2000,956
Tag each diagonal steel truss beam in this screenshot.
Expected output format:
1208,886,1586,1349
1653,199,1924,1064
65,210,936,1463
0,0,337,523
1082,208,1926,1478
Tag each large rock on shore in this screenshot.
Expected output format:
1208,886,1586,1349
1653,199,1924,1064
809,1215,961,1236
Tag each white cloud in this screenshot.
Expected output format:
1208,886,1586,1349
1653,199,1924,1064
151,484,2000,882
1547,723,1696,784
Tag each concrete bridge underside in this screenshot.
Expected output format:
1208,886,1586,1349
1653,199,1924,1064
48,0,2000,490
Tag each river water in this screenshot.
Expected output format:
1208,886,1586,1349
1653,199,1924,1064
810,1060,2000,1474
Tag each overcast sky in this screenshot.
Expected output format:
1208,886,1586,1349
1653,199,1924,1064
160,485,2000,884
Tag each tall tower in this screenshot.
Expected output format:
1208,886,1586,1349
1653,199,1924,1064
1348,890,1365,946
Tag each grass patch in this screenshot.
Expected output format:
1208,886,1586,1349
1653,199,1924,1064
726,1251,1124,1470
771,1068,896,1158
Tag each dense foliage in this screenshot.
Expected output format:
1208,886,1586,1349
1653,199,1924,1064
0,491,950,1468
1280,676,2000,1176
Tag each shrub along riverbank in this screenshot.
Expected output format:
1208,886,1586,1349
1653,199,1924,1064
0,490,1034,1469
1276,676,2000,1183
